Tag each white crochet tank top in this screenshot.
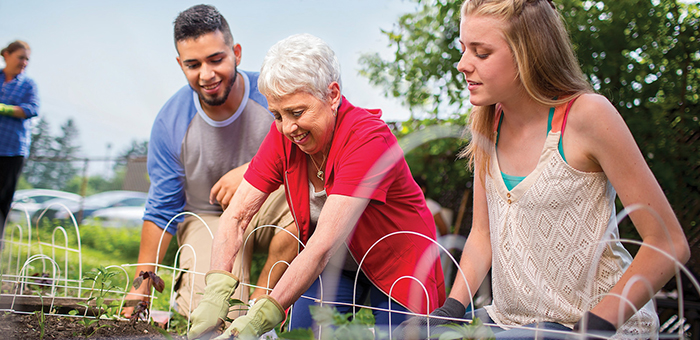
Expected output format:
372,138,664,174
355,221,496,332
483,100,658,338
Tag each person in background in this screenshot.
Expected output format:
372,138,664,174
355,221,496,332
414,176,450,236
123,5,298,327
396,0,690,339
187,33,445,339
0,40,39,240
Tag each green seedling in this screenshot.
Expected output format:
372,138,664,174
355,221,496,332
34,294,47,340
72,266,123,337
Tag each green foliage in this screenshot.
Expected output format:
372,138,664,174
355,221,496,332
436,318,495,340
73,266,123,337
396,117,473,235
153,325,175,340
280,305,376,340
81,266,123,320
359,0,466,118
167,311,191,336
23,119,148,194
281,306,494,340
360,0,700,269
23,117,81,190
559,0,700,241
34,294,47,340
15,175,32,190
63,174,123,196
71,223,142,264
113,140,149,171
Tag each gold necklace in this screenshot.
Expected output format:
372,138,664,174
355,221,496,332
309,153,327,181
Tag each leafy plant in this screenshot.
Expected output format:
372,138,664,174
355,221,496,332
280,305,375,340
130,301,150,324
167,311,191,336
132,270,165,294
436,318,495,340
33,294,47,340
279,306,495,340
70,266,123,336
130,270,165,323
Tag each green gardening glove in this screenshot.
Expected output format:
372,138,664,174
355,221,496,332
0,103,15,116
187,270,239,340
215,295,285,340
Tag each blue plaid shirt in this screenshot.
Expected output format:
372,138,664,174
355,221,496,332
0,69,39,157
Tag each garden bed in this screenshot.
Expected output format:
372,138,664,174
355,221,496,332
0,312,186,339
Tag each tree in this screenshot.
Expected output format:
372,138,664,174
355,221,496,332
22,117,82,190
559,0,700,233
359,0,466,119
360,0,700,256
52,119,81,187
113,139,148,170
22,117,54,187
359,0,472,234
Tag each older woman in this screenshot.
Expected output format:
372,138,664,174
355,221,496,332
1,40,39,236
187,33,445,339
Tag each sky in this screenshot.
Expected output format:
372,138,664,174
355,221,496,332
0,0,420,160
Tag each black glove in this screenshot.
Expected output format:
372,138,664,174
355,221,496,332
393,297,466,340
571,311,616,340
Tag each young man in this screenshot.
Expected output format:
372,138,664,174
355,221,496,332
124,4,297,320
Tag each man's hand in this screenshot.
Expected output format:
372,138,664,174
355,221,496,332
187,271,240,340
214,295,285,340
209,163,249,210
0,103,15,117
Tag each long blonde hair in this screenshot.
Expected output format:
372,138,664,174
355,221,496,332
458,0,593,178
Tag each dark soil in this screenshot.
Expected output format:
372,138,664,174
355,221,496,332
0,312,186,340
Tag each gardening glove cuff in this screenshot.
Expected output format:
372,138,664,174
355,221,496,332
572,311,616,339
393,297,466,339
187,270,239,340
0,103,14,116
216,295,285,339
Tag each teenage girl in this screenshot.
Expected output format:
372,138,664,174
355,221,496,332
397,0,689,339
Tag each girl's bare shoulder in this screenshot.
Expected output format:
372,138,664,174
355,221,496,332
567,93,625,137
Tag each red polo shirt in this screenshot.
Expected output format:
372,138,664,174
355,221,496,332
245,96,445,314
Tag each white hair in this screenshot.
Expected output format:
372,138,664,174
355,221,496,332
258,33,342,102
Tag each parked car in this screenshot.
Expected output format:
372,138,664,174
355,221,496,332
35,190,147,225
86,205,145,228
8,189,81,223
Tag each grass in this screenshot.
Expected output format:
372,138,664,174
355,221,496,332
1,218,265,319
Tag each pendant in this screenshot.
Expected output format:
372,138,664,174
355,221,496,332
317,170,324,181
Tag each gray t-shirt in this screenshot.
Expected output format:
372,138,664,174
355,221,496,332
181,72,273,214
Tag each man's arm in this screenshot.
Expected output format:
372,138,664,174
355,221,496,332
122,220,172,317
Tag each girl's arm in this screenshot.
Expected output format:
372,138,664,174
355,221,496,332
566,93,690,327
450,165,493,307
